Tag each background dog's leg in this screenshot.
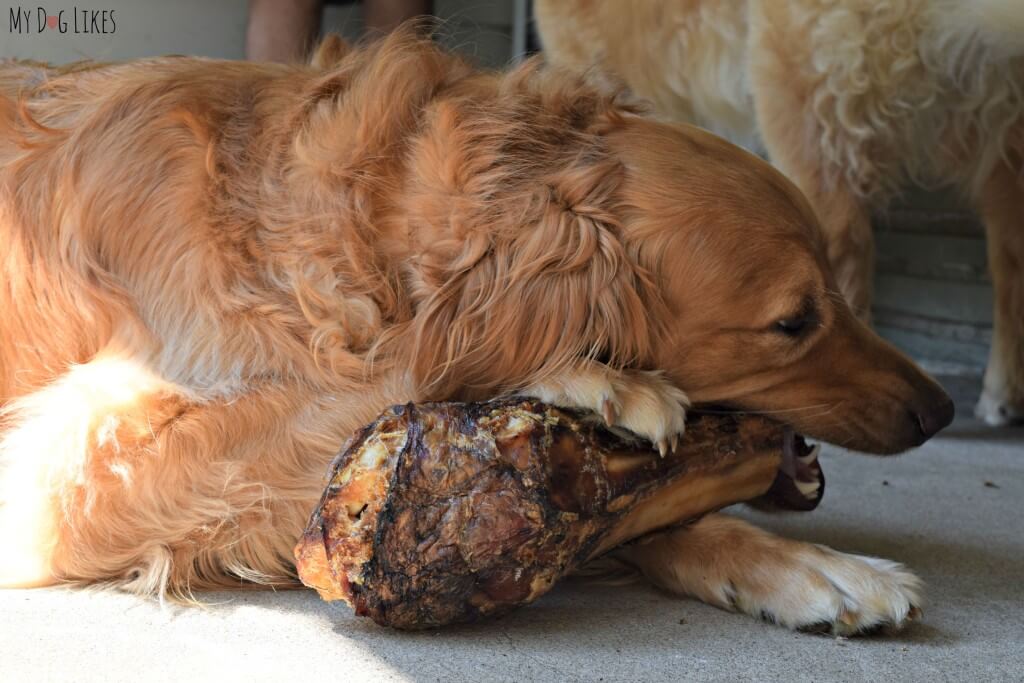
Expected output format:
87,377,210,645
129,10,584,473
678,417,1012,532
787,181,874,323
975,160,1024,425
522,362,689,454
755,136,875,321
615,514,921,635
0,356,363,595
749,11,876,321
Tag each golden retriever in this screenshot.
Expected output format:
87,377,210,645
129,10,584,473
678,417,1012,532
535,0,1024,426
0,30,953,634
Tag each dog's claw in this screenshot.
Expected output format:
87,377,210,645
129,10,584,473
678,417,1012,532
836,611,860,632
670,433,679,453
657,439,669,458
601,397,617,427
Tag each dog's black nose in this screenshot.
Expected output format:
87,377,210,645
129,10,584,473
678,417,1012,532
916,394,955,439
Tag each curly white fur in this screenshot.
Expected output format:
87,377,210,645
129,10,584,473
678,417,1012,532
538,0,1024,200
803,0,1024,200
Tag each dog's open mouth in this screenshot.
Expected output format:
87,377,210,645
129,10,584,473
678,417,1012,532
754,427,825,511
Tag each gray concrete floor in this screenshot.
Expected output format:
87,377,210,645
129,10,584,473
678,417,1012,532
2,376,1021,682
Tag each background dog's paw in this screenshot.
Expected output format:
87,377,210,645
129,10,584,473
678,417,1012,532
734,546,923,636
974,390,1024,427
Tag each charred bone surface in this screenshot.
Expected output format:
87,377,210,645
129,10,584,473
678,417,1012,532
294,398,820,629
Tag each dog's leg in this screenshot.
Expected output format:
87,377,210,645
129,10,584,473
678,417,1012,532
522,362,689,455
975,160,1024,425
748,17,876,321
759,149,875,321
792,183,874,323
616,514,922,635
0,356,177,589
0,355,368,594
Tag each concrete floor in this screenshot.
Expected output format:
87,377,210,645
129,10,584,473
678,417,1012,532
2,376,1021,682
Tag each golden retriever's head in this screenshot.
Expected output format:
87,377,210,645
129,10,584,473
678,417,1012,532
393,51,951,453
604,120,954,453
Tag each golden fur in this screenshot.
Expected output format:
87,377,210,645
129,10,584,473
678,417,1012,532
0,31,951,633
535,0,1024,425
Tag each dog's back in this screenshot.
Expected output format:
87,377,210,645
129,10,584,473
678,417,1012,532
0,57,321,403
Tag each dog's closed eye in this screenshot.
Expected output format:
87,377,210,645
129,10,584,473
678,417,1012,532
773,298,818,338
775,316,809,337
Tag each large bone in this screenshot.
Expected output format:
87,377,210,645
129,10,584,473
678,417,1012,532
294,398,819,629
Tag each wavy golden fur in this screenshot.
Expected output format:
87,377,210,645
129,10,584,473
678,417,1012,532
0,30,953,633
0,31,653,592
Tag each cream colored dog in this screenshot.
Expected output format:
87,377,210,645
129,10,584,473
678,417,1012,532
536,0,1024,426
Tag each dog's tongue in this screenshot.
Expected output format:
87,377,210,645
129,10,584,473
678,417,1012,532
752,428,824,511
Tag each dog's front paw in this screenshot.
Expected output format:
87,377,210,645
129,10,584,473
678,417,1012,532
601,371,688,456
523,366,688,455
622,516,922,636
731,545,923,635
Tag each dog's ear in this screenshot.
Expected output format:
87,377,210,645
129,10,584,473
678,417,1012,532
267,32,474,376
400,152,661,398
